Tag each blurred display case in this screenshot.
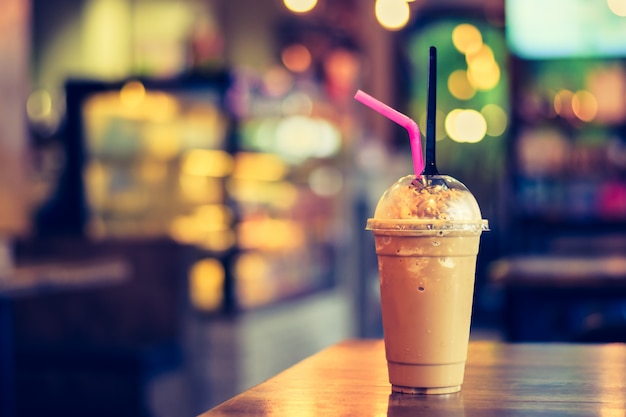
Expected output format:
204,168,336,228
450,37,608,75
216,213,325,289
504,0,626,253
39,71,346,314
508,58,626,253
491,2,626,343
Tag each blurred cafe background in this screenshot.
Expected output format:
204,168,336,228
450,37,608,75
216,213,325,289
1,0,626,415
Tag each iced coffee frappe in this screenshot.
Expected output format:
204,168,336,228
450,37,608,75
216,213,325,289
367,174,488,394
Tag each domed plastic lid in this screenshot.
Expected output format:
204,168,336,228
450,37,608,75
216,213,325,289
366,174,488,232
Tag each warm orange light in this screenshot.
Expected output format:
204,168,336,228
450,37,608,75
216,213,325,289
189,258,224,311
572,90,598,122
282,44,312,73
120,81,145,108
232,152,288,182
234,252,276,308
178,176,223,204
181,149,234,177
142,127,181,160
554,89,574,118
227,180,298,209
237,218,304,250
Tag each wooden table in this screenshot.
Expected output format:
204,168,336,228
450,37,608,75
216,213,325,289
199,339,626,416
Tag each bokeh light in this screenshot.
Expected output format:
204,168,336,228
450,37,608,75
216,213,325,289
481,104,508,137
232,152,288,182
234,253,275,309
452,24,482,55
308,165,343,197
418,109,446,141
448,69,476,100
572,90,598,122
189,258,225,311
466,44,500,91
275,116,341,161
281,44,312,73
283,0,318,14
26,89,53,121
181,149,234,177
120,80,145,108
554,89,575,118
375,0,410,31
141,127,181,160
263,66,293,97
607,0,626,16
445,109,487,143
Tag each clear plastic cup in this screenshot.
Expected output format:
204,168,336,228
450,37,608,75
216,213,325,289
367,174,488,394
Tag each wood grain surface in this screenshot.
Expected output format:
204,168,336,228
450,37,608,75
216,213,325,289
199,339,626,416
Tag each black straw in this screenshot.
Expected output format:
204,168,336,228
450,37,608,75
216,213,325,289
423,46,439,176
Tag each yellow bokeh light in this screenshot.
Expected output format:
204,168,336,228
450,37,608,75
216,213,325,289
445,109,487,143
481,104,508,137
192,204,233,231
237,218,304,251
178,175,223,203
466,45,500,91
418,109,447,141
227,180,298,209
468,63,500,91
120,81,145,108
452,24,483,55
608,0,626,16
234,253,276,309
169,210,236,251
466,44,494,65
375,0,410,31
283,0,317,13
232,152,288,182
282,44,312,73
181,149,234,177
448,70,476,100
198,230,236,252
189,258,224,311
145,92,180,123
142,128,181,160
26,89,53,120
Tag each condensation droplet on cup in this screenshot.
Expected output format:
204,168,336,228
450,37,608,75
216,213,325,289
418,286,425,292
439,257,455,268
432,240,441,246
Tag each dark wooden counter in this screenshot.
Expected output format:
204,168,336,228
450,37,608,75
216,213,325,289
489,256,626,342
199,339,626,416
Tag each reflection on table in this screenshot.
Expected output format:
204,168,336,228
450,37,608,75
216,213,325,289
199,339,626,417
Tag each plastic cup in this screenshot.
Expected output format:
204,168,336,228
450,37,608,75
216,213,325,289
367,174,488,394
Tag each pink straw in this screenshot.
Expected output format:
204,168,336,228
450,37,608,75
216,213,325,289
354,90,424,176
